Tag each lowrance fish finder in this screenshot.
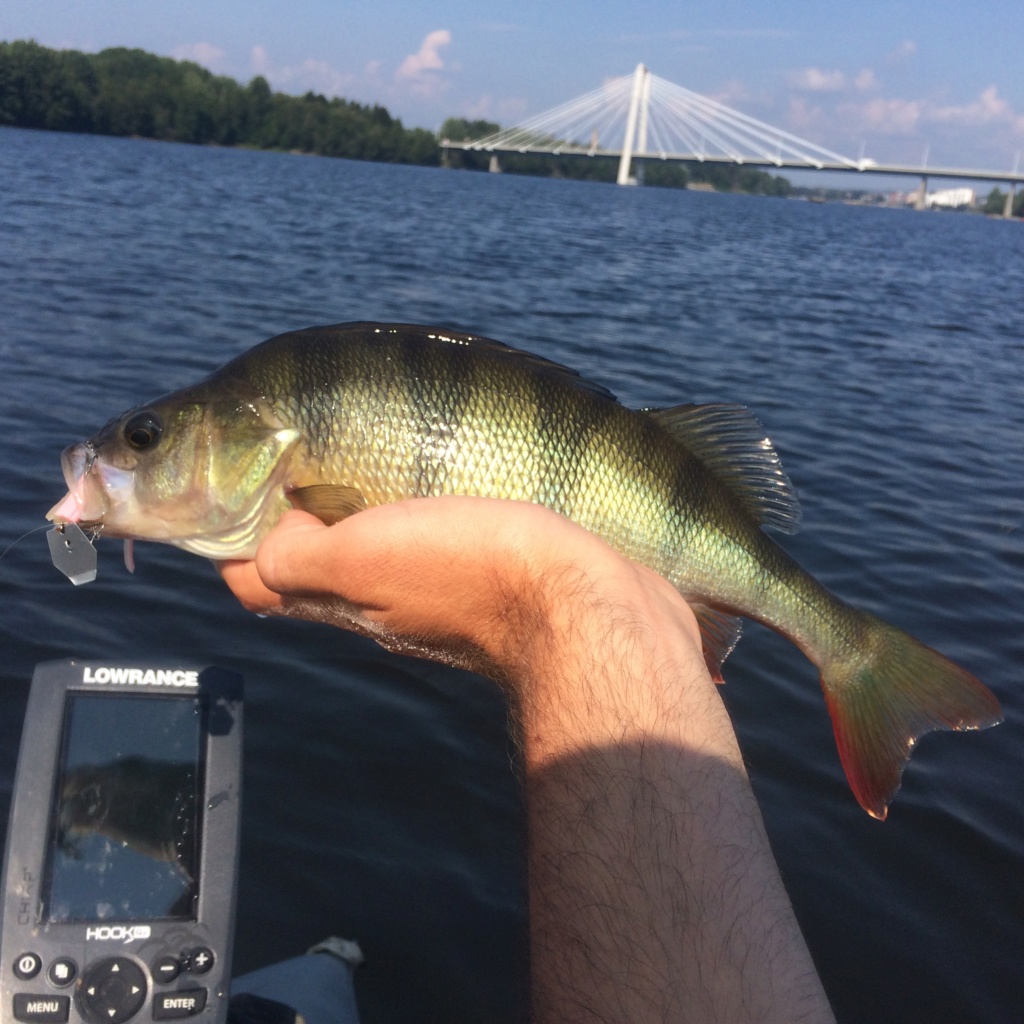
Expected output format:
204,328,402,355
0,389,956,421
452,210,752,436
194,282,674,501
0,661,242,1024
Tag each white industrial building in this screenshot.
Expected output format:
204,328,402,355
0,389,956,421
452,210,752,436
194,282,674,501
921,187,976,209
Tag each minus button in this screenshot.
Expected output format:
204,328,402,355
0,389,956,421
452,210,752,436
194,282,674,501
153,957,181,983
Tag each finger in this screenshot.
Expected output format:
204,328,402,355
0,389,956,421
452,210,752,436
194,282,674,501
216,557,286,613
256,498,508,608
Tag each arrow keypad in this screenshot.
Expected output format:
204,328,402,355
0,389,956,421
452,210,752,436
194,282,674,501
76,958,147,1024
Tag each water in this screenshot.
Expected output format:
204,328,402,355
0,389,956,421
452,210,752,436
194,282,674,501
2,125,1023,1023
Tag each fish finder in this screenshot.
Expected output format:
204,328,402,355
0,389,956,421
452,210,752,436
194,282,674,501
0,661,242,1024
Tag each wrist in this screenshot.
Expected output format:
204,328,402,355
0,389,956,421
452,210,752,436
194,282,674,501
512,539,729,767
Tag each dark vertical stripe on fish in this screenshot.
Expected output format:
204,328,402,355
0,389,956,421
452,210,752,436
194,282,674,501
534,373,588,511
401,330,472,496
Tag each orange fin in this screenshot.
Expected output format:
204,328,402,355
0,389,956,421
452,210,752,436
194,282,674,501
821,613,1002,820
691,603,742,683
288,484,367,525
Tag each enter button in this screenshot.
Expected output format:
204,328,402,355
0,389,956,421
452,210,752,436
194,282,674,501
153,990,207,1020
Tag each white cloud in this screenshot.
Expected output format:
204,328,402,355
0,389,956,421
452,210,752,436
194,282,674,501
789,67,846,92
171,42,228,72
462,95,495,120
251,45,270,75
779,51,1024,154
832,85,1024,142
854,68,878,93
497,97,529,122
930,85,1011,126
709,79,750,107
396,30,451,81
248,45,353,97
786,96,827,132
299,58,354,97
461,94,528,124
849,96,923,134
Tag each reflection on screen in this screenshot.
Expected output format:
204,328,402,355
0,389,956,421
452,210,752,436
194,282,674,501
45,693,204,922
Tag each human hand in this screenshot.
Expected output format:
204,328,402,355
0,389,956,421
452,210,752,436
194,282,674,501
217,495,704,691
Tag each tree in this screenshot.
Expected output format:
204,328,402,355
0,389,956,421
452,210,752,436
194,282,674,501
984,187,1024,217
643,162,689,190
984,188,1006,214
439,117,499,142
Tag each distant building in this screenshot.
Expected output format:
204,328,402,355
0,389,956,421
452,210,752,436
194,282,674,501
919,187,976,209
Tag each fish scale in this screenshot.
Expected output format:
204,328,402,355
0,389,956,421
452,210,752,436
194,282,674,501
47,321,1002,818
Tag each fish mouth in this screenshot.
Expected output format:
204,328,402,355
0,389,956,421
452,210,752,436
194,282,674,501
47,442,133,528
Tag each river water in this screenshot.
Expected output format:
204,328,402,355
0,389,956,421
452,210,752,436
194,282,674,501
1,126,1022,1023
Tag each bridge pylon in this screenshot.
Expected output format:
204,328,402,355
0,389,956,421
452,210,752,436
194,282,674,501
1004,184,1016,218
616,64,650,186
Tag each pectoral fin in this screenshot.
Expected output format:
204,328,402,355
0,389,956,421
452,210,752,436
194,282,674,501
288,485,368,525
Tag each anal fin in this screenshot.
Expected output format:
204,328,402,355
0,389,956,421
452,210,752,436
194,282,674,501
691,603,742,683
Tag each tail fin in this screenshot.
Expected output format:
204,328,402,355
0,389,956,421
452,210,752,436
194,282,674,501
820,614,1002,820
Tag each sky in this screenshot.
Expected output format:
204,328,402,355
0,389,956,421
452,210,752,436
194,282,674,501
5,1,1024,178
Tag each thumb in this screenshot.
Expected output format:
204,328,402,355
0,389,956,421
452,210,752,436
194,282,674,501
252,508,337,595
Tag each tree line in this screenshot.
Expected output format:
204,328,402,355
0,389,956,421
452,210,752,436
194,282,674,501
0,40,438,164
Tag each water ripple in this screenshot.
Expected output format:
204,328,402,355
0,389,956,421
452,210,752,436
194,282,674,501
1,126,1022,1024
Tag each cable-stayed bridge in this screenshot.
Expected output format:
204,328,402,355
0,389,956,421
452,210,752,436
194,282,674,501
442,65,1022,215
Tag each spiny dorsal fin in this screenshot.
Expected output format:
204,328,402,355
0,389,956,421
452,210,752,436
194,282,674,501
288,484,368,525
645,403,800,534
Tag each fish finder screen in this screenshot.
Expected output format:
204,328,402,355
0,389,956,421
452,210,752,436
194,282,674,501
43,693,204,923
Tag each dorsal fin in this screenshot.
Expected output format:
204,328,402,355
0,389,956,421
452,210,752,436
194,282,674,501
645,403,801,534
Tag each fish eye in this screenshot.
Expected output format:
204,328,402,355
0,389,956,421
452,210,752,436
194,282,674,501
123,410,163,450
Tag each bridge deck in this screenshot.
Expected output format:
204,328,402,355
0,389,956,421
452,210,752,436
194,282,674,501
442,141,1024,186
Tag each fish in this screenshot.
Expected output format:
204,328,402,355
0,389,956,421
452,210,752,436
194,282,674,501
57,756,198,879
56,756,198,918
48,322,1002,819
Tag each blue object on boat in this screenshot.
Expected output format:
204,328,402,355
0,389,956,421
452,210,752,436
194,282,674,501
230,936,363,1024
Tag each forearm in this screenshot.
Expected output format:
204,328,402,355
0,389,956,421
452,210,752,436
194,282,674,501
519,556,834,1024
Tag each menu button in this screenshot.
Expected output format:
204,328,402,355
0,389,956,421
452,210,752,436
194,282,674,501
13,994,70,1022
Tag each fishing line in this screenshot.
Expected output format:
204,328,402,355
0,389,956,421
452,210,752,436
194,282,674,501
0,524,52,565
1,523,103,586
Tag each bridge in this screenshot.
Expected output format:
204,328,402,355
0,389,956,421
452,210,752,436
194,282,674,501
442,65,1023,217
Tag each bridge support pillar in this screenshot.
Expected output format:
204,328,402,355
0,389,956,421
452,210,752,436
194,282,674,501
914,176,929,211
1003,184,1016,218
488,154,502,174
617,64,649,186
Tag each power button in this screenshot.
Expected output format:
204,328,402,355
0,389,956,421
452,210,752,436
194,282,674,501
13,953,42,980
